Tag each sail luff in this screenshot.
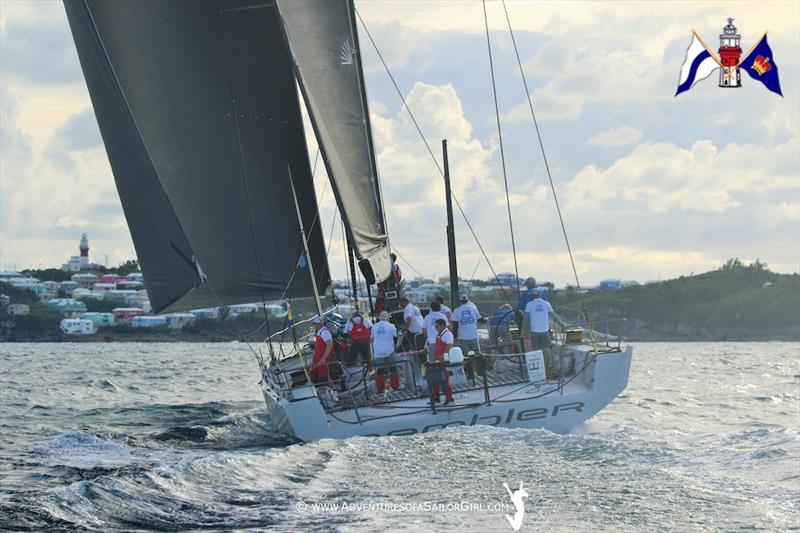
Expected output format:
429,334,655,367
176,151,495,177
345,0,385,234
275,0,392,283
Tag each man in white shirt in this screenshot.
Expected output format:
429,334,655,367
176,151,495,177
435,295,452,322
422,300,448,363
400,297,424,348
524,290,554,377
452,292,482,378
371,311,399,393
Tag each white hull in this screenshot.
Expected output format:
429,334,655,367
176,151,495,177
260,342,632,442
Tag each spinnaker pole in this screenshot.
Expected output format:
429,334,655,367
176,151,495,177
442,139,459,310
286,163,324,319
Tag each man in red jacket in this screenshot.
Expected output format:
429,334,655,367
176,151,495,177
309,316,334,388
345,311,372,365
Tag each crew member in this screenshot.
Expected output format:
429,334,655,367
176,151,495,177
400,297,424,351
375,253,402,316
490,303,514,353
524,290,554,378
516,277,537,349
452,292,482,378
432,318,454,404
371,311,399,393
435,295,452,323
422,300,448,363
345,311,372,365
309,316,335,388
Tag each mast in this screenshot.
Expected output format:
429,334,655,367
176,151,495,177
442,139,459,311
287,163,324,319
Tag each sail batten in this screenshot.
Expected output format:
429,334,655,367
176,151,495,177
65,0,330,313
276,0,392,283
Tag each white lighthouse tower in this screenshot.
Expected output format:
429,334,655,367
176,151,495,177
718,18,742,88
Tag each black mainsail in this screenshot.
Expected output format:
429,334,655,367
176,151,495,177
64,0,330,313
276,0,392,283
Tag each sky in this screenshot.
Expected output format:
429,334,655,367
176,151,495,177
1,0,798,287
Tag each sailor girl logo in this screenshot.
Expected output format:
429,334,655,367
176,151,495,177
676,18,782,96
503,481,528,531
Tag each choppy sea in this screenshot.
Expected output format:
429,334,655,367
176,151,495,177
0,342,798,532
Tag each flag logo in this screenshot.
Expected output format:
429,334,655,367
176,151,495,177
676,18,782,97
751,55,772,75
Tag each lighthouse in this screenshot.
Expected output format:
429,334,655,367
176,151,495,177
718,18,742,88
79,233,90,267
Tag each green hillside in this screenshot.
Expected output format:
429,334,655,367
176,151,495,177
552,260,800,340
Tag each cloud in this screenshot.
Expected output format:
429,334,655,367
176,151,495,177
45,108,103,169
0,8,82,85
0,1,798,287
586,126,642,147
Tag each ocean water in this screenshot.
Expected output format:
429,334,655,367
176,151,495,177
0,342,798,532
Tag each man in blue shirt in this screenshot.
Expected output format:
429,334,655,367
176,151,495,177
489,303,514,354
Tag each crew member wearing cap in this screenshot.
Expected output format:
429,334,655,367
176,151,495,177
452,292,482,378
371,311,399,393
524,290,554,378
309,316,335,388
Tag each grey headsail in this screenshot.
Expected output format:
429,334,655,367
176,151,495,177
64,0,330,313
276,0,392,283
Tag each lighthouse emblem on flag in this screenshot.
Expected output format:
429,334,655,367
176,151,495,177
675,18,782,97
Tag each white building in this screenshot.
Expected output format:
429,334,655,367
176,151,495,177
190,308,218,319
7,303,29,315
60,318,97,335
164,313,196,329
59,280,78,296
71,273,98,289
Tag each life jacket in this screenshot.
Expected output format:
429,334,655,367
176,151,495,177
348,318,371,342
311,328,332,379
435,329,451,360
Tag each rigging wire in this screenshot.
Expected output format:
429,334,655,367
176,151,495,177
481,0,521,298
354,8,514,305
499,0,597,343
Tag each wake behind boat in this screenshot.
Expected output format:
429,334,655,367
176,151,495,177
64,0,633,442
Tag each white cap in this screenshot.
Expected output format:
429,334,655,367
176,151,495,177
311,315,322,324
459,292,468,301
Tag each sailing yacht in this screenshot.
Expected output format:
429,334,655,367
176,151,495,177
65,0,633,442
